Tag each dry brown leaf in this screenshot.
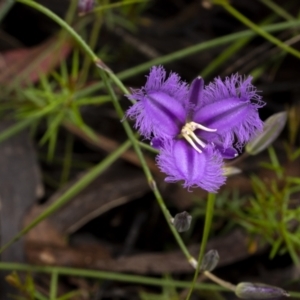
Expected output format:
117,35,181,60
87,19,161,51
0,35,72,87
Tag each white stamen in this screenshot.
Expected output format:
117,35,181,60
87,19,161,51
190,121,217,132
182,134,202,153
181,121,217,153
190,131,206,148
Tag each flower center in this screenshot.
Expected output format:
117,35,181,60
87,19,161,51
181,121,216,153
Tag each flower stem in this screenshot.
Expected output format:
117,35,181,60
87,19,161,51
50,271,59,300
198,193,216,266
204,271,236,292
186,193,216,299
214,1,300,60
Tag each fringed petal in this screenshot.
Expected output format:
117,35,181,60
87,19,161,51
157,140,225,192
194,74,265,148
202,74,264,108
126,66,188,139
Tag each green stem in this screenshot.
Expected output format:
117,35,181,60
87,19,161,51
1,262,299,297
50,271,58,300
198,194,216,268
203,271,236,291
215,1,300,60
185,194,237,296
186,193,216,299
138,141,159,154
0,139,132,254
0,262,227,292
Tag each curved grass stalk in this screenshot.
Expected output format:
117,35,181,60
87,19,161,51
0,262,227,292
1,262,299,297
214,1,300,60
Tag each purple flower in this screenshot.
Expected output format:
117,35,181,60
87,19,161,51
126,66,265,192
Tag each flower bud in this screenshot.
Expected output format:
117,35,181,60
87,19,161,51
200,249,219,272
78,0,95,15
246,112,287,155
172,211,192,232
235,282,289,299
